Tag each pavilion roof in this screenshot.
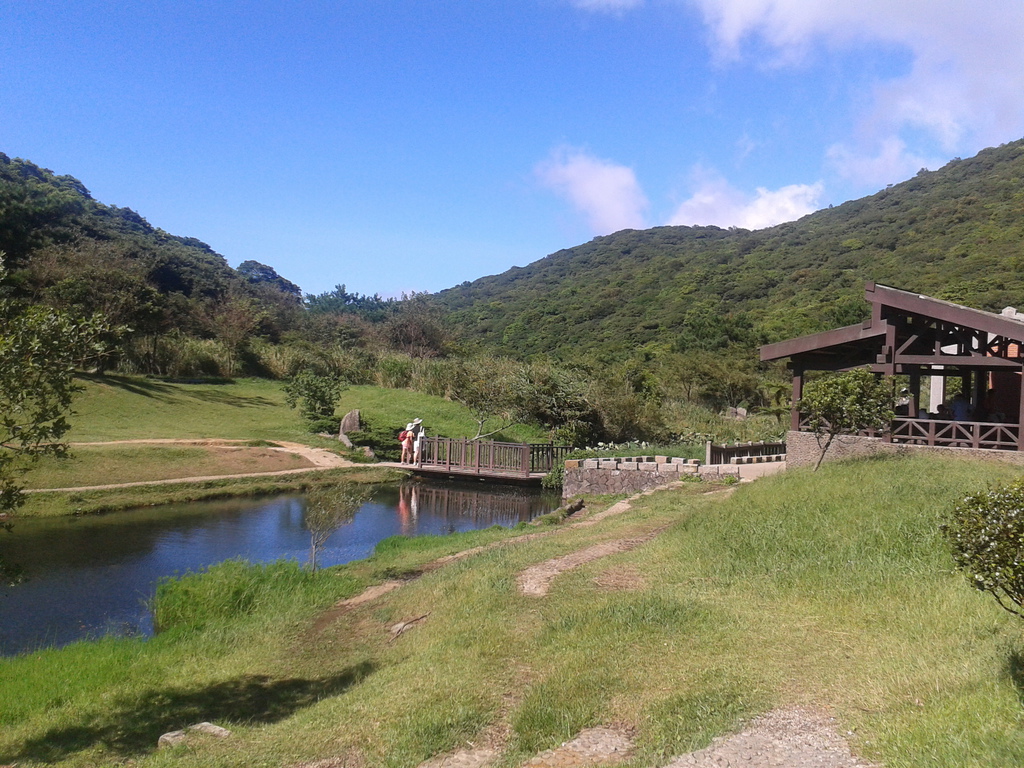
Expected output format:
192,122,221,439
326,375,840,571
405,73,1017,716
760,282,1024,369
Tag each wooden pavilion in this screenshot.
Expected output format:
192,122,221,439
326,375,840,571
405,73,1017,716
760,283,1024,452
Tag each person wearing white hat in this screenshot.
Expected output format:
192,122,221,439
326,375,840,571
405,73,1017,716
411,418,425,464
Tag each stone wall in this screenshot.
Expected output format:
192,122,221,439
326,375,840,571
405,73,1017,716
786,429,1024,469
562,456,699,498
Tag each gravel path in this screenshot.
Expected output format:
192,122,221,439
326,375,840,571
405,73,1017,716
664,708,879,768
303,480,880,768
410,709,877,768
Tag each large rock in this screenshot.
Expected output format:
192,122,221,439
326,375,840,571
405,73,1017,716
158,722,232,749
340,409,361,435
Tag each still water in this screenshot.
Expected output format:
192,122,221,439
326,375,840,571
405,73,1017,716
0,480,559,656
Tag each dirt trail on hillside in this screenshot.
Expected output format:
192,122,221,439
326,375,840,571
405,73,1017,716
28,439,359,493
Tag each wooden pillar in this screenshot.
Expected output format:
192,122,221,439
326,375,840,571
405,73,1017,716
884,319,897,376
908,369,921,418
790,364,804,432
1017,367,1024,450
973,369,985,416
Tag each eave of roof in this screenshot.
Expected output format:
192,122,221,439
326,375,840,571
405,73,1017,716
868,282,1024,340
760,322,885,362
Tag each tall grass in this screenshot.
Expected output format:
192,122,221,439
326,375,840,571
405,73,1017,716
152,558,359,633
662,399,784,443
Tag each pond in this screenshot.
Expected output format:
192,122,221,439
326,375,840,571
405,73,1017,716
0,480,560,656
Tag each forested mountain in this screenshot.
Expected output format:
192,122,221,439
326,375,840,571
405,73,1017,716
438,140,1024,359
0,153,315,364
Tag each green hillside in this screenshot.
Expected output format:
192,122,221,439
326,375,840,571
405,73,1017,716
438,140,1024,358
0,153,305,361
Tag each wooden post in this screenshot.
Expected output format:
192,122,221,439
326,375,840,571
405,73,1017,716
1017,368,1024,451
790,365,804,432
908,369,920,418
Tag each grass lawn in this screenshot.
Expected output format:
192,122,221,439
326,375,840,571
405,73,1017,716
336,385,550,444
4,454,1024,767
21,444,314,490
68,375,308,442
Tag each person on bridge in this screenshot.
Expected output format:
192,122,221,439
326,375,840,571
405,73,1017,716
410,418,424,464
400,424,415,464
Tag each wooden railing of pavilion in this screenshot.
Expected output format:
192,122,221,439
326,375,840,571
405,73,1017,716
417,438,574,477
797,416,1020,451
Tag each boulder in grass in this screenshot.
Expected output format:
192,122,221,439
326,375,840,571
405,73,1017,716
158,722,231,749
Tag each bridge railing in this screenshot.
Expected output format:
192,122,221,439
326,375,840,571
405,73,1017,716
418,438,573,476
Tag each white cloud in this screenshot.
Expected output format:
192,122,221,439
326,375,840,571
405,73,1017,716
668,168,822,229
826,136,935,189
535,147,650,234
687,0,1024,185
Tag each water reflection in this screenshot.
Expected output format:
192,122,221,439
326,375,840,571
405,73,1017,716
0,479,558,656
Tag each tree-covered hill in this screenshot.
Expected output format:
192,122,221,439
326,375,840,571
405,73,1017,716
0,152,308,357
437,140,1024,359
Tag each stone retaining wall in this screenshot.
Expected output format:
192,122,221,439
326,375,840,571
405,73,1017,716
562,456,699,498
786,429,1024,469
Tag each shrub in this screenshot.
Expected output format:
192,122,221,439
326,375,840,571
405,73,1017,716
284,371,346,431
799,369,894,469
541,449,598,489
944,479,1024,618
348,416,404,461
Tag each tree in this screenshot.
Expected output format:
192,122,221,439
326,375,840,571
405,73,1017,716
798,368,895,470
304,484,374,572
944,480,1024,618
1,257,110,582
449,358,529,439
283,371,346,433
203,293,266,375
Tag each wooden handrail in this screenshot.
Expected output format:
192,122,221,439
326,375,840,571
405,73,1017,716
417,438,573,476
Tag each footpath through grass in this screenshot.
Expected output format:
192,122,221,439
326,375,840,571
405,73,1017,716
3,454,1024,767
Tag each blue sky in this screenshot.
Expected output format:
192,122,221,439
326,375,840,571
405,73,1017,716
3,1,1024,297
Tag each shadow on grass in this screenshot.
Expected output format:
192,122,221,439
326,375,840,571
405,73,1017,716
80,374,277,409
183,388,278,408
7,662,374,763
1005,649,1024,706
78,373,181,401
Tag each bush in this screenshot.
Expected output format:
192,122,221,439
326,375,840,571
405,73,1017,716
284,371,346,431
541,449,598,489
944,479,1024,617
348,416,404,461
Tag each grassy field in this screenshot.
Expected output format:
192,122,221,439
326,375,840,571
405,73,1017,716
22,443,314,489
68,375,309,442
15,376,552,516
335,385,549,443
4,454,1024,767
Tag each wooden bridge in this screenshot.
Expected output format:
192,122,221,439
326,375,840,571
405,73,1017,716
398,438,573,484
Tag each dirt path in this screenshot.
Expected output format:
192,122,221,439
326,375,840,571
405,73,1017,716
516,527,668,597
28,439,359,493
403,709,878,768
